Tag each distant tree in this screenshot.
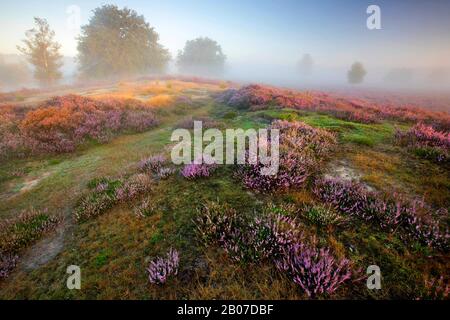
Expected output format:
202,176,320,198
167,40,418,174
297,53,313,76
77,5,170,79
347,62,367,84
17,17,63,86
177,37,226,75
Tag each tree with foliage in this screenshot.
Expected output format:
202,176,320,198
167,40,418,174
177,37,226,75
347,62,367,84
77,5,170,79
17,18,62,86
298,53,313,76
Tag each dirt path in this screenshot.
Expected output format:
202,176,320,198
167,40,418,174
19,218,73,271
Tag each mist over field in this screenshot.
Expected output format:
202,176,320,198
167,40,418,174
0,0,449,303
1,0,449,94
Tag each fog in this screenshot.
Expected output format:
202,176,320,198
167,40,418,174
1,1,450,95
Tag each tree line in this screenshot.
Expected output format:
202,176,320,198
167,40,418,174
16,5,226,86
15,4,438,87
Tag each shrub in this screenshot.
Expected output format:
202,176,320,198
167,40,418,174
0,254,18,280
217,84,450,128
156,167,176,180
302,204,343,226
147,94,173,107
314,178,449,250
75,174,152,221
421,276,449,300
395,123,449,163
196,201,354,296
181,162,217,180
115,173,153,202
0,208,60,255
196,202,299,263
236,120,336,192
74,192,116,222
275,241,352,298
147,248,180,285
133,199,155,218
138,154,166,173
223,111,237,119
2,95,159,157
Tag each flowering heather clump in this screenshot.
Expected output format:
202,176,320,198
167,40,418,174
75,174,152,221
196,201,240,245
196,201,354,296
302,204,344,226
275,241,352,298
1,95,159,156
314,177,449,250
224,214,299,263
115,173,153,203
196,202,299,263
218,84,450,127
147,248,180,285
156,167,176,179
237,120,336,192
133,199,156,218
421,276,449,300
75,177,122,221
181,161,217,180
0,253,19,280
395,123,450,163
138,154,166,173
0,208,60,256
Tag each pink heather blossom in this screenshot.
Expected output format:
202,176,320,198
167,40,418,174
147,248,180,285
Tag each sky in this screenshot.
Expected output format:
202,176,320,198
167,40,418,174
1,0,449,87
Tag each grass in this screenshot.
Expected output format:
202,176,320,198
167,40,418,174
0,80,448,300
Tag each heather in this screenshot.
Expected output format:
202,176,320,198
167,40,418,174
138,154,175,179
314,177,449,250
218,84,450,128
196,201,354,296
147,248,179,285
395,123,450,163
0,208,60,280
0,78,448,300
301,204,344,227
181,161,218,180
196,202,299,263
0,208,60,255
276,241,352,298
236,120,336,192
74,174,152,221
0,94,159,158
0,254,18,280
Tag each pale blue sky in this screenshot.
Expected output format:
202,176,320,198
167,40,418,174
1,0,449,68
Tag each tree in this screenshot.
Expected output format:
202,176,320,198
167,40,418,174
17,17,63,86
77,5,170,79
347,62,367,84
177,37,226,75
297,54,313,76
